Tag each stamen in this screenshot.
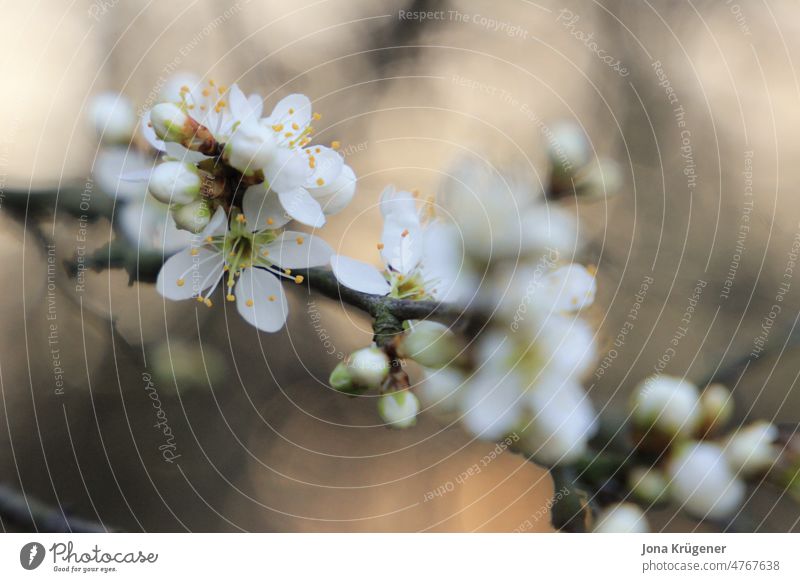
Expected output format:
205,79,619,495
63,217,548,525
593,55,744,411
294,275,304,284
295,236,304,245
401,229,409,237
246,299,254,307
312,112,321,121
316,178,325,186
377,243,384,250
177,278,185,287
268,295,276,302
227,294,235,302
331,141,340,150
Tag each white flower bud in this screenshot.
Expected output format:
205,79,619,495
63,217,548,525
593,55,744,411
628,466,669,504
724,421,779,477
347,347,390,389
574,158,622,201
666,442,746,520
397,321,459,368
548,122,590,178
631,375,702,439
329,362,360,395
149,162,201,205
700,384,734,432
592,503,649,533
418,367,465,418
172,199,212,233
225,120,278,174
89,92,137,144
150,103,191,142
377,391,419,429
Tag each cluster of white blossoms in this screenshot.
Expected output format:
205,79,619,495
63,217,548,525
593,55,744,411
88,74,356,332
619,375,781,530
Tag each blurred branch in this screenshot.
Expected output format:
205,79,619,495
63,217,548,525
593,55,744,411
0,484,110,533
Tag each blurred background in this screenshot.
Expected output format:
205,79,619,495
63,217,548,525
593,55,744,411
1,0,799,531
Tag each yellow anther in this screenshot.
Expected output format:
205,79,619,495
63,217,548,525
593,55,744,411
316,178,325,186
236,214,246,223
312,112,321,121
586,264,598,276
209,79,216,86
272,123,284,132
267,217,274,225
288,108,295,114
284,268,292,275
377,243,384,250
268,295,276,302
284,132,294,138
262,249,270,256
190,248,199,256
202,89,210,97
295,236,304,245
291,122,299,130
180,85,190,93
196,296,205,303
401,228,409,237
218,85,228,93
315,147,321,154
294,275,304,284
246,299,254,307
397,274,405,281
199,105,206,111
331,141,341,150
176,278,185,287
227,294,235,302
187,104,195,110
204,298,213,307
205,236,213,243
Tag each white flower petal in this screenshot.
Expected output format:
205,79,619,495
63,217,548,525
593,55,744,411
156,247,224,300
200,206,228,239
304,146,344,189
268,93,312,133
311,164,357,215
242,184,291,229
164,141,210,164
94,148,153,201
380,185,417,218
235,268,288,332
330,254,390,295
277,188,325,228
381,211,423,274
265,148,312,192
228,84,253,122
140,111,166,151
420,221,465,302
265,231,333,268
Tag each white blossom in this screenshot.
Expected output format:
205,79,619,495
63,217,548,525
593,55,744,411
377,391,420,429
593,503,649,533
723,421,779,477
631,375,702,439
89,92,137,144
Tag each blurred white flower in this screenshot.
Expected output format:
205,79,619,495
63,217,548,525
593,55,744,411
699,383,734,432
592,503,649,533
93,148,153,201
417,366,466,419
347,347,390,390
666,441,746,520
627,466,669,504
632,375,702,439
377,391,420,429
724,421,779,477
89,92,137,145
396,320,460,369
117,197,193,256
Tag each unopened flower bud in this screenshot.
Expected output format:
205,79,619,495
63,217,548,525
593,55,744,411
592,503,649,533
699,384,734,433
548,122,591,180
377,391,419,429
627,466,669,504
89,92,137,144
172,199,212,233
347,347,390,389
329,362,364,395
574,158,622,202
631,375,702,440
150,103,192,142
396,321,459,369
225,120,278,174
724,421,779,477
149,161,201,205
666,441,745,520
